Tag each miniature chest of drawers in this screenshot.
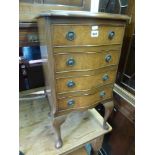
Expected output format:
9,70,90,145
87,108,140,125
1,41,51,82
37,11,130,149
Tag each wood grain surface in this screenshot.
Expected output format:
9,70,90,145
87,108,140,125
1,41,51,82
56,69,116,93
19,97,112,155
52,25,125,46
39,10,130,21
54,50,120,72
57,85,113,111
53,44,122,53
37,13,127,148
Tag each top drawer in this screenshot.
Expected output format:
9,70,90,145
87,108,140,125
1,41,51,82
52,25,125,46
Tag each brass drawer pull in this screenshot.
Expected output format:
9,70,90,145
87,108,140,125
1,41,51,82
67,99,75,106
99,91,106,97
66,31,76,41
67,80,75,88
105,54,112,62
108,31,115,40
66,58,75,66
102,74,109,81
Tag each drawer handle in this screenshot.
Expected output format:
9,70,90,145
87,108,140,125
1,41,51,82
66,58,75,66
105,54,112,62
108,31,115,40
67,99,75,106
66,31,76,41
99,91,106,97
67,80,75,88
102,74,109,81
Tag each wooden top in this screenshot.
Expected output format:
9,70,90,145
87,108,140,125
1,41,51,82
19,97,112,155
38,10,130,21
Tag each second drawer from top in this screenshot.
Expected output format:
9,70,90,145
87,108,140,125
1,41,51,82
54,49,121,72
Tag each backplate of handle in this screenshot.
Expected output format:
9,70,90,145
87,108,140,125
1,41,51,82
66,58,75,66
99,91,106,97
66,31,76,41
108,31,115,40
102,74,109,81
67,80,75,88
67,99,75,106
105,54,112,62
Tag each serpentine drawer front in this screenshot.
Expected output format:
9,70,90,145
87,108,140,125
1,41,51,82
52,25,125,46
56,69,117,93
54,50,120,72
57,85,113,111
37,10,129,149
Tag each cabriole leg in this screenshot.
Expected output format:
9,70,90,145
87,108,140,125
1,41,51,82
102,101,114,130
51,115,67,149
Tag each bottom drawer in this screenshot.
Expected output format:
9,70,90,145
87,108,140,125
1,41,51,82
57,85,113,111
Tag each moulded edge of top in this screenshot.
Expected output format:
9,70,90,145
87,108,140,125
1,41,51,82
37,10,131,22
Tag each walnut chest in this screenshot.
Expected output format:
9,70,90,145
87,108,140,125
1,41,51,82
37,10,130,149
